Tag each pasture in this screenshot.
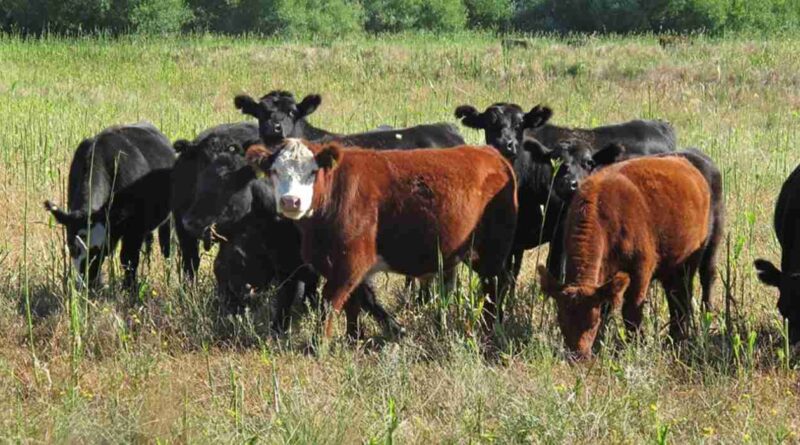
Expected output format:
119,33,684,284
1,33,799,442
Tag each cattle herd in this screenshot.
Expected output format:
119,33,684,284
41,90,798,359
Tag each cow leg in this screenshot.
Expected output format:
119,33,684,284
158,220,171,259
175,219,200,281
343,296,364,341
356,279,404,337
320,258,371,338
545,222,567,283
120,231,145,290
662,262,700,341
620,269,653,341
272,278,304,334
699,228,722,313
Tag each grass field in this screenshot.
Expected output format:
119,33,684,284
1,32,799,443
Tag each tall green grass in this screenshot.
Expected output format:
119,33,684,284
1,33,799,442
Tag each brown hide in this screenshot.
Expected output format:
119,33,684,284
539,156,712,359
256,141,518,337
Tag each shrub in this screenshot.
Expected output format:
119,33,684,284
276,0,364,39
128,0,193,34
364,0,423,33
650,0,731,33
416,0,468,32
551,0,651,33
365,0,467,33
464,0,513,30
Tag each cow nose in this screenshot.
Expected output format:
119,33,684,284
280,195,301,211
570,179,579,191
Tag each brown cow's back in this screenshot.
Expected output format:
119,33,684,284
311,146,517,277
566,157,710,284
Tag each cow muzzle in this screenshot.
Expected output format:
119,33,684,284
278,195,308,219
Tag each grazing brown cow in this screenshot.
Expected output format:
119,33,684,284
538,156,714,359
246,139,518,338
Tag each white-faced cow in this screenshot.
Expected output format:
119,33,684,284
44,122,175,289
455,102,677,282
182,149,403,336
236,90,465,300
754,163,800,344
171,122,260,280
246,139,518,338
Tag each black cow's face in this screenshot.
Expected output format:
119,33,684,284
455,103,554,159
524,138,625,201
44,201,108,288
234,91,321,144
455,103,524,157
182,153,256,238
754,258,800,344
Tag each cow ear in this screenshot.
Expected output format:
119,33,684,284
592,143,626,167
454,105,487,129
44,200,73,225
173,139,193,154
316,143,343,171
297,94,322,118
245,144,274,178
234,95,261,118
754,259,782,287
522,137,554,160
523,105,553,129
594,272,630,307
537,265,563,299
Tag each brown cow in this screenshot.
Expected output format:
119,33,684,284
538,156,714,359
246,138,518,339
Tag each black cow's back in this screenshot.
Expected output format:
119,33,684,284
320,123,464,150
67,122,175,214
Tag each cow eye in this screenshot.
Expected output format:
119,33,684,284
585,159,595,168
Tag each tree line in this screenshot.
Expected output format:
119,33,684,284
1,0,798,37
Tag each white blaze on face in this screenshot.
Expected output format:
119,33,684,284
270,139,318,220
72,222,106,274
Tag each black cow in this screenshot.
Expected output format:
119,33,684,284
44,122,175,289
182,150,403,336
171,122,260,280
755,163,800,344
455,102,677,281
233,90,465,149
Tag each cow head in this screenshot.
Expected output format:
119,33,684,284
234,91,321,143
455,103,553,159
247,138,341,220
754,259,800,344
182,150,259,238
538,265,630,360
524,138,626,200
43,200,109,287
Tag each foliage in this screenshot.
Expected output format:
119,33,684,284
2,33,800,443
364,0,467,33
1,0,798,35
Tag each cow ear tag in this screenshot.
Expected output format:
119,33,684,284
253,164,268,179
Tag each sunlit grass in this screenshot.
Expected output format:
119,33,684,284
1,32,799,442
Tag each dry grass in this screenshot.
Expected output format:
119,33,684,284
1,32,800,443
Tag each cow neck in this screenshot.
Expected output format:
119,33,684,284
512,151,555,205
562,186,605,288
293,119,337,141
68,140,113,215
